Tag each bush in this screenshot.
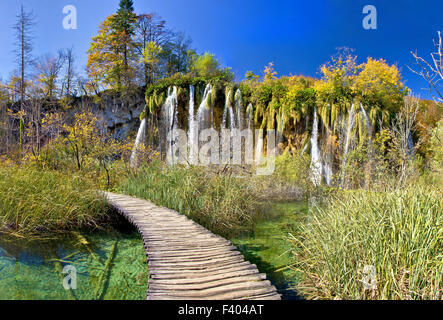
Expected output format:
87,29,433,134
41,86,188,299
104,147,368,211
0,165,108,236
117,161,262,237
290,186,443,300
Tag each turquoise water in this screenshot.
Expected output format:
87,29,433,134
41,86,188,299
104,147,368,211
0,231,148,300
0,202,307,300
231,201,309,300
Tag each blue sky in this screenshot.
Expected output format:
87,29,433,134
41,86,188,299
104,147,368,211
0,0,442,99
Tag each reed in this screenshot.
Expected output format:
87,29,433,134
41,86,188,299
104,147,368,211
0,165,108,236
118,161,263,237
290,185,443,300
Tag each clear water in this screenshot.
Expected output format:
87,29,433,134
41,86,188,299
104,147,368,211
0,202,307,300
0,231,148,300
231,201,309,300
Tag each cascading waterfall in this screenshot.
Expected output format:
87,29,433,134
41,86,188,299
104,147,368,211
340,102,356,188
164,86,179,164
222,89,232,129
360,104,370,138
343,102,355,159
197,84,213,132
255,130,264,166
246,103,254,130
310,107,322,186
188,85,198,164
234,89,243,131
323,128,333,186
129,118,147,167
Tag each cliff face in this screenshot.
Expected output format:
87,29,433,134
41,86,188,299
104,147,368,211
68,89,146,140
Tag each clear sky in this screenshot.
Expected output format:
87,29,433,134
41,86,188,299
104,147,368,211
0,0,442,99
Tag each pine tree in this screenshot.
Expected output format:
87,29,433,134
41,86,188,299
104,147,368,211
111,0,137,85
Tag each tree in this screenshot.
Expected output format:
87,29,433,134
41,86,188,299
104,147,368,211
245,70,260,81
87,15,128,89
35,51,65,100
160,31,192,77
135,13,168,85
188,52,232,80
62,47,76,97
13,5,35,153
13,5,35,111
410,31,443,108
264,62,278,81
141,41,163,84
110,0,137,85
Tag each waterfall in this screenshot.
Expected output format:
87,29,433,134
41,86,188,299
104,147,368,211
197,84,213,132
323,128,333,186
164,86,179,164
188,85,197,164
234,89,243,130
255,130,264,166
130,118,147,167
343,102,355,159
222,89,232,129
246,103,254,130
310,107,322,186
340,102,356,188
360,103,372,140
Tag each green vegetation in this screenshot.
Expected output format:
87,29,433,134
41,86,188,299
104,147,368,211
0,165,107,237
118,161,263,238
290,186,442,300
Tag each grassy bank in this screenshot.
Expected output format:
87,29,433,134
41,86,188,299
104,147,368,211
291,186,443,300
118,161,264,238
0,165,108,237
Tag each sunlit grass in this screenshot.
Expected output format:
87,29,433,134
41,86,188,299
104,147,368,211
0,165,108,236
290,186,443,300
118,161,263,237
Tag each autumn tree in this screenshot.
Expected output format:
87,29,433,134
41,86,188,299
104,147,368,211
135,13,168,85
355,57,408,127
87,15,130,90
35,51,65,100
87,1,138,90
111,0,137,85
188,52,233,80
141,41,163,84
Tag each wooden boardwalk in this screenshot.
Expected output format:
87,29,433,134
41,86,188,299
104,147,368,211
104,192,281,300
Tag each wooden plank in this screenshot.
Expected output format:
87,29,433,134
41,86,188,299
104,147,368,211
149,270,266,285
149,274,267,291
104,191,281,301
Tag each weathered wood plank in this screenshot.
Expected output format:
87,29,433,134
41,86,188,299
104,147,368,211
103,191,281,301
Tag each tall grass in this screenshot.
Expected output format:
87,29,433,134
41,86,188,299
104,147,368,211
118,161,263,237
291,186,443,300
0,165,108,236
